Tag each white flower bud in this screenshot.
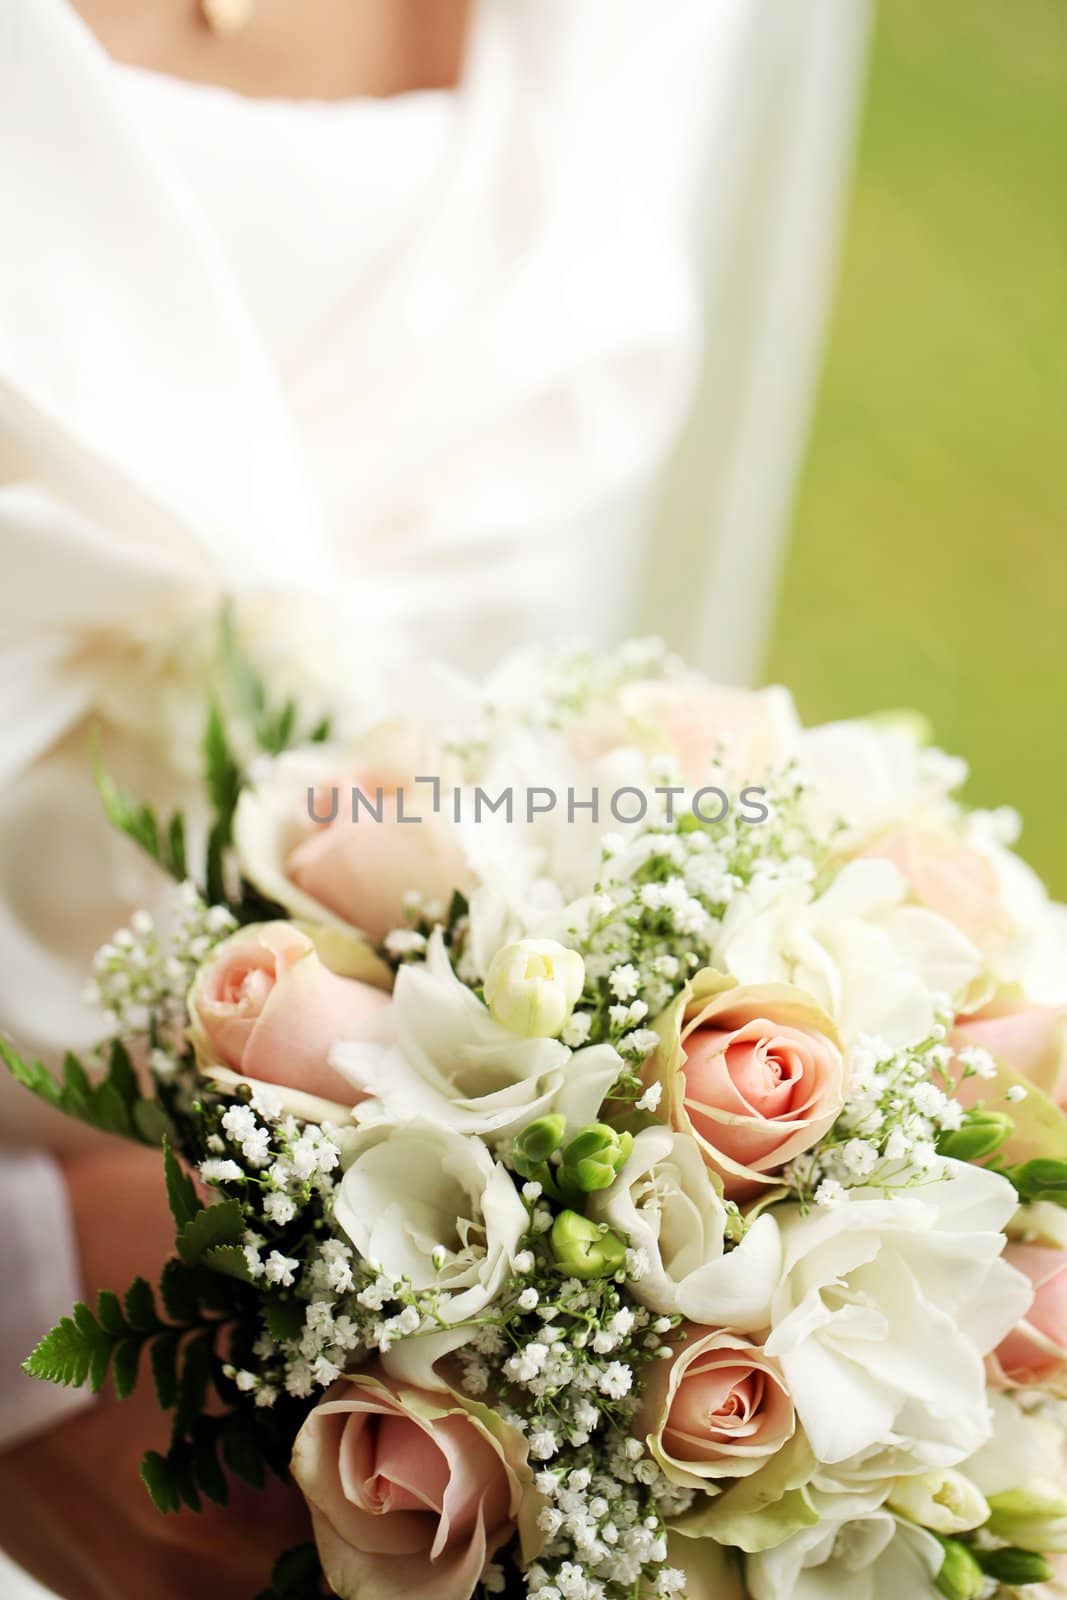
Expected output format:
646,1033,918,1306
484,940,585,1038
888,1470,990,1535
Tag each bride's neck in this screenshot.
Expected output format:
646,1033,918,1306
68,0,472,102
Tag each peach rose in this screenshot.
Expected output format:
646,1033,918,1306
641,1329,796,1490
865,826,1013,955
569,681,798,787
234,726,474,947
955,997,1067,1105
993,1244,1067,1390
291,1372,538,1600
189,922,390,1115
645,971,847,1202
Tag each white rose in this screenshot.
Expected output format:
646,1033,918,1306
746,1487,945,1600
484,939,585,1038
332,1119,526,1324
588,1126,781,1331
715,858,984,1047
764,1161,1032,1472
331,929,620,1139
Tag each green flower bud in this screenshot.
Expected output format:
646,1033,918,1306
978,1547,1054,1586
561,1124,634,1193
1009,1159,1067,1208
937,1110,1015,1163
550,1210,628,1279
988,1480,1067,1553
936,1540,985,1600
512,1115,567,1178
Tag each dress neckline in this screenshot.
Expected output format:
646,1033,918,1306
116,57,460,117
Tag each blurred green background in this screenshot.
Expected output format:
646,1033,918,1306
766,0,1067,894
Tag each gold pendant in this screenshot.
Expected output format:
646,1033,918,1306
200,0,256,36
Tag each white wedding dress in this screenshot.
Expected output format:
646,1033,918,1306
0,0,869,1589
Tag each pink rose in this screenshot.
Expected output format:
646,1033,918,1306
865,827,1012,955
955,999,1067,1106
569,681,797,787
189,922,389,1110
641,1329,795,1489
291,1372,537,1600
647,972,847,1202
992,1244,1067,1388
234,730,473,946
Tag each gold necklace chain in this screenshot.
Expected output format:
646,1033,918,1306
200,0,256,35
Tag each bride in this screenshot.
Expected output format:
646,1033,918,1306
0,0,869,1593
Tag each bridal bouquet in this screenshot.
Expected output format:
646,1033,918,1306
6,632,1067,1600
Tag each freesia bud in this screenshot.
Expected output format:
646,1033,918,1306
551,1211,628,1279
889,1470,990,1535
935,1540,985,1600
936,1110,1014,1164
512,1115,568,1177
484,940,585,1038
978,1547,1054,1586
561,1124,634,1194
987,1480,1067,1553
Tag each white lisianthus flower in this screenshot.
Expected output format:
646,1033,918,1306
746,1488,946,1600
715,859,985,1047
764,1160,1033,1472
961,1392,1067,1555
484,939,585,1038
331,929,620,1139
797,717,961,852
588,1126,781,1331
332,1120,527,1324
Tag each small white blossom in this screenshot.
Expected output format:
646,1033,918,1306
264,1250,300,1287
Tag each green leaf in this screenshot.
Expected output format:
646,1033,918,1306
263,1295,306,1344
205,817,231,910
141,1449,183,1515
177,1199,246,1266
96,1290,127,1337
221,1418,267,1490
164,1140,200,1231
173,1330,216,1437
0,1041,62,1109
150,1331,182,1411
93,746,188,882
91,1079,133,1138
260,699,297,757
192,1425,230,1508
124,1277,160,1335
107,1039,139,1103
256,1543,322,1600
112,1338,142,1400
202,1243,256,1284
204,701,242,841
167,811,188,881
61,1052,93,1115
23,1311,96,1390
160,1258,202,1324
1,1037,163,1147
133,1098,174,1146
